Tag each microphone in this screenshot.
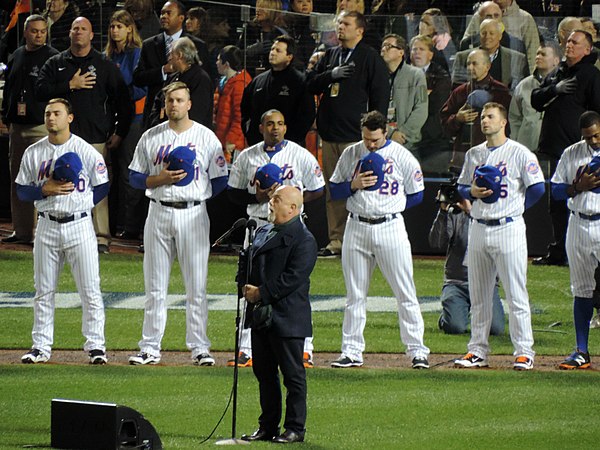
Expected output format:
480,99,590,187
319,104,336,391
212,218,247,248
246,219,257,231
241,4,251,23
246,219,258,246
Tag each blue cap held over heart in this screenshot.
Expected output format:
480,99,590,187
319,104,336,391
466,89,492,110
359,151,385,191
53,152,83,183
255,163,283,189
166,146,195,187
588,155,600,193
474,164,503,203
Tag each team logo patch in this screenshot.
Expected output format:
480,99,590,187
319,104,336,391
414,169,423,182
96,160,107,174
314,165,322,177
216,155,226,167
526,161,540,175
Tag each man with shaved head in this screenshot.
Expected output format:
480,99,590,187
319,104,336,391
36,16,133,254
240,184,318,443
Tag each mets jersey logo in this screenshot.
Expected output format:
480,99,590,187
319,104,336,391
314,165,322,177
97,161,107,174
216,155,226,167
526,161,540,175
280,163,294,180
38,159,53,180
414,169,423,182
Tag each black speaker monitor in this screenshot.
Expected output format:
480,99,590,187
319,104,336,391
51,398,162,450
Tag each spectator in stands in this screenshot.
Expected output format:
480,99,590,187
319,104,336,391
199,8,232,83
133,0,209,128
214,45,252,163
336,0,381,50
409,34,452,172
557,17,583,50
185,6,207,38
44,0,78,52
124,0,160,40
242,0,288,76
1,14,58,245
307,10,389,257
463,0,539,72
242,35,315,147
509,41,561,153
440,48,511,171
105,9,147,241
531,30,600,266
285,0,318,67
36,16,133,254
453,18,529,91
380,33,428,152
148,37,213,129
581,17,600,51
418,8,457,72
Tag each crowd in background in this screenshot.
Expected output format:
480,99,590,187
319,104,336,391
2,0,600,256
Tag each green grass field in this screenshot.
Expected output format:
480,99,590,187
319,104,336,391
1,250,600,449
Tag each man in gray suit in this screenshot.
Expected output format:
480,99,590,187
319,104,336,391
453,19,529,92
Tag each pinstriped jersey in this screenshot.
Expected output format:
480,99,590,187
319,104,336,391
15,134,108,215
129,121,228,202
458,138,544,220
330,139,424,216
552,140,600,215
228,140,325,218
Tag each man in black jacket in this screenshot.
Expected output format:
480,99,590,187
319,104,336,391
531,30,600,266
35,16,132,254
241,35,315,147
307,11,389,257
240,185,318,444
132,0,209,128
1,14,58,245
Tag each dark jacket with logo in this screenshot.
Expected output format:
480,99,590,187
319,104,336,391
36,48,132,143
531,51,600,158
1,44,59,125
241,65,315,146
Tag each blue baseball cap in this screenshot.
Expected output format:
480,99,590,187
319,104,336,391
588,155,600,193
466,89,492,110
255,163,283,189
359,151,385,191
53,152,83,183
166,146,195,187
474,165,503,203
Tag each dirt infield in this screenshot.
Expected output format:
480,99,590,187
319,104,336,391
1,349,593,371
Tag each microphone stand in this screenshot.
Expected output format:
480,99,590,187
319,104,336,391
216,224,255,446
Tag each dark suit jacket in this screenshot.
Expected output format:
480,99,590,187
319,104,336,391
244,218,317,338
133,31,209,126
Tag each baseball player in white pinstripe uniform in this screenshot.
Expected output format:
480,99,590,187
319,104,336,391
454,102,545,371
552,111,600,370
18,98,109,365
327,110,430,369
128,82,228,366
228,109,325,368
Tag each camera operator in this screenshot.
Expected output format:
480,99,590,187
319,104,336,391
428,182,505,335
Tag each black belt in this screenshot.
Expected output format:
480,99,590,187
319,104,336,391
571,211,600,221
476,217,513,226
39,211,88,224
350,212,398,225
151,199,202,209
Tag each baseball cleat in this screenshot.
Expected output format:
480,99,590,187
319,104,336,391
590,313,600,329
89,349,107,365
129,352,160,365
303,352,314,368
331,355,363,368
558,350,591,370
226,352,252,367
454,353,489,368
411,356,430,369
513,356,533,371
21,348,49,364
194,353,215,366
